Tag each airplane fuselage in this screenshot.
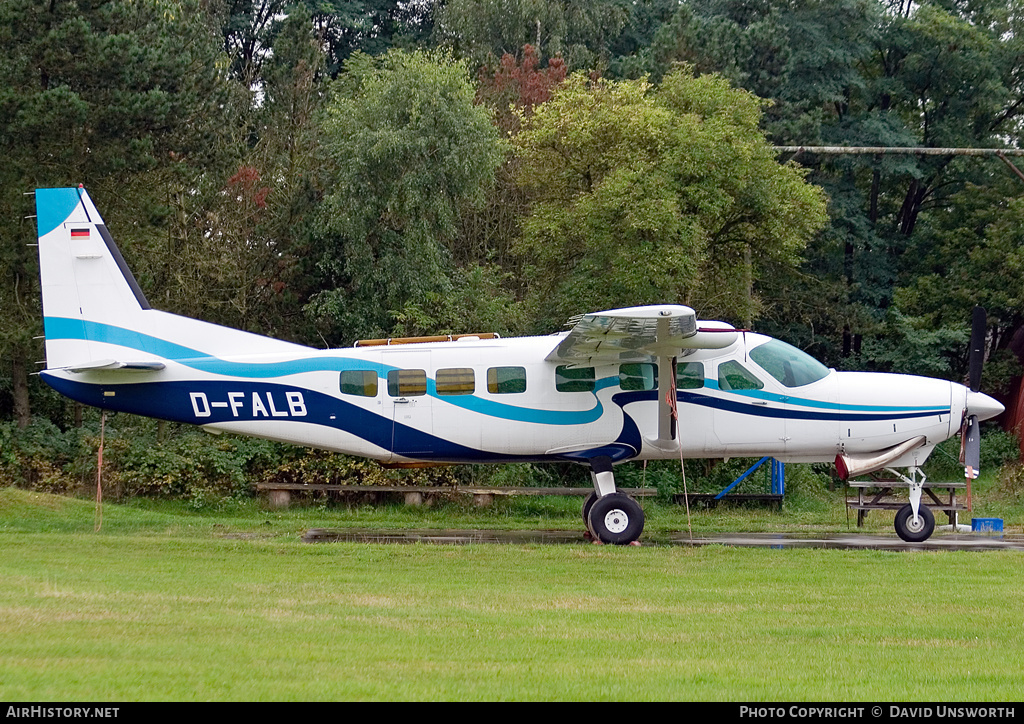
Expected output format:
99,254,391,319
40,328,968,469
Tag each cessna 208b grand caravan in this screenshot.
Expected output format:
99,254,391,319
32,187,1004,544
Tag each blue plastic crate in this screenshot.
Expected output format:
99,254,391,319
971,518,1003,533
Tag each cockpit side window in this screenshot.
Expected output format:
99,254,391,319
677,361,704,390
718,360,763,392
749,339,830,388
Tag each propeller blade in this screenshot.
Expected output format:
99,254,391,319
963,414,981,477
963,414,980,512
969,306,986,392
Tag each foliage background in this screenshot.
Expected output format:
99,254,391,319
2,0,1024,498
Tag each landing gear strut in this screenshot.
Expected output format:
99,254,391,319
583,456,644,545
888,466,936,543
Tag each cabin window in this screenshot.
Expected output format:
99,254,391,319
487,366,527,394
436,367,475,395
339,370,378,397
619,363,657,391
676,362,704,390
718,361,764,392
555,365,595,392
748,338,830,388
387,369,427,396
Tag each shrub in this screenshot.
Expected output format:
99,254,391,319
924,427,1020,481
997,464,1024,502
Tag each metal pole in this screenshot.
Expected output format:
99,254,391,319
772,146,1024,156
773,146,1024,187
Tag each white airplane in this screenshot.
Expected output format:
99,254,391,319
32,187,1004,544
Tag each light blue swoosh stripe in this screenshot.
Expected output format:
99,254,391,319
703,379,945,414
36,188,83,237
45,317,611,425
429,376,615,425
48,317,365,377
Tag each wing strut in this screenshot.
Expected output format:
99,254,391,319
657,353,677,442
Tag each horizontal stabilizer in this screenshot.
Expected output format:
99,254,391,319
64,359,166,373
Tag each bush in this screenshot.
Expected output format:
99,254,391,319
924,427,1020,481
0,418,97,494
981,428,1021,470
997,463,1024,502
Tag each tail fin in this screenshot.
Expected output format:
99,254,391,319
35,187,308,370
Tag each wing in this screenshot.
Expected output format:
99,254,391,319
547,305,738,446
546,305,737,365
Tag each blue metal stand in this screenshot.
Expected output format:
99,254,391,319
715,457,785,499
771,458,785,495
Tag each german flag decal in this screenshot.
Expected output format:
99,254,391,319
70,228,90,239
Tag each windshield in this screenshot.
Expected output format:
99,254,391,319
748,338,830,388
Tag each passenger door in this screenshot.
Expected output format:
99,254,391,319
381,350,433,457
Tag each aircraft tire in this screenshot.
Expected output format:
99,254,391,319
582,492,598,525
587,493,644,545
894,503,935,543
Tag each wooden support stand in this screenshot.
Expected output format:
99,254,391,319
846,480,967,527
267,489,291,509
256,483,659,508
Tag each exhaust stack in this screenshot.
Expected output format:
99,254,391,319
835,435,927,480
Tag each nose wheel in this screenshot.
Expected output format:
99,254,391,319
894,503,935,542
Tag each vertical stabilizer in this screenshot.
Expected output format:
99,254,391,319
35,188,152,369
34,187,310,371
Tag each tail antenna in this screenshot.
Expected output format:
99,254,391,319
75,184,92,222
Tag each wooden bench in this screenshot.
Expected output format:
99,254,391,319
256,483,659,509
674,493,784,509
846,479,967,527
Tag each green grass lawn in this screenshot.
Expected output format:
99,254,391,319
2,487,1023,701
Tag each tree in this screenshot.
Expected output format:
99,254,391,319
163,3,328,341
513,69,828,331
0,0,234,426
623,1,1024,378
476,43,567,134
445,43,569,282
434,0,631,73
221,0,434,83
785,1,1024,373
307,49,508,344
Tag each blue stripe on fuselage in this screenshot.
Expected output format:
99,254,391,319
699,378,942,414
677,390,943,422
43,317,612,426
39,374,640,464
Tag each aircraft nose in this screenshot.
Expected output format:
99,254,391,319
966,390,1004,421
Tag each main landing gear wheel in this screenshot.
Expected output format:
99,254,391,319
894,503,935,543
582,492,598,526
587,493,644,545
